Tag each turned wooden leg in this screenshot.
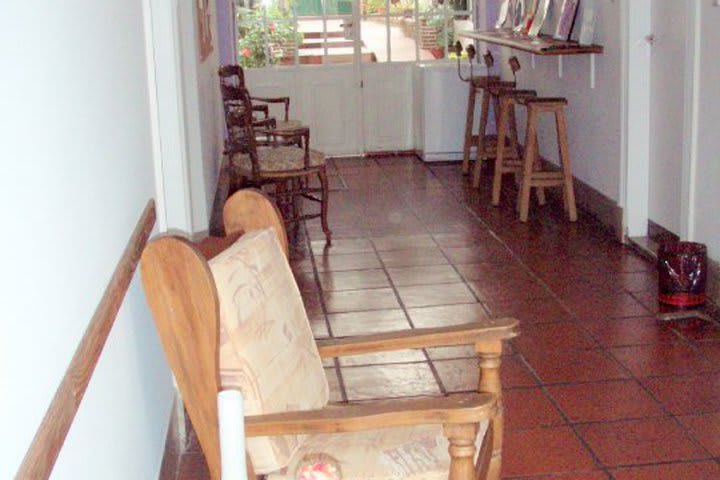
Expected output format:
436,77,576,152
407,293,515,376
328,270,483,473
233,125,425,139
555,108,578,222
472,91,492,188
491,97,510,206
519,107,538,222
533,133,547,206
475,340,503,480
444,423,479,480
317,167,332,245
462,84,478,175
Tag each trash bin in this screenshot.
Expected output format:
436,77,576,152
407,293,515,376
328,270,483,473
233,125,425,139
658,241,707,308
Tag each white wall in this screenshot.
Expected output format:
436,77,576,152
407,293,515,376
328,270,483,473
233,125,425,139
647,0,689,235
0,1,174,478
179,0,225,233
690,1,720,259
501,0,623,202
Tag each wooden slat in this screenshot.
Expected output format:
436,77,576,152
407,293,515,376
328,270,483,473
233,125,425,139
458,30,603,56
16,200,156,480
245,393,496,436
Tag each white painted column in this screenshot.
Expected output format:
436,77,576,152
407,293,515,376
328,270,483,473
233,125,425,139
621,0,652,238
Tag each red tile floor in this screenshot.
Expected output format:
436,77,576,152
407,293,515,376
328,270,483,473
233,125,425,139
171,156,720,479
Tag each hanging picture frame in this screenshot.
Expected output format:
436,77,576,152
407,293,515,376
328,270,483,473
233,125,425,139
528,0,551,37
197,0,214,61
554,0,580,41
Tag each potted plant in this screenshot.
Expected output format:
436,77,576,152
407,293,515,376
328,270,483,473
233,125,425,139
236,7,303,68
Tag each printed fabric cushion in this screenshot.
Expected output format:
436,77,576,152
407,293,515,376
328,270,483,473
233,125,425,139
267,422,489,480
231,146,325,175
210,228,329,474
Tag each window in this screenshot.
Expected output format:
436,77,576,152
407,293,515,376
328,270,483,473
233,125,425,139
234,0,474,67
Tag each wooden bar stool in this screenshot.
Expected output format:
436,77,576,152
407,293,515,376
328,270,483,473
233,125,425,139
490,88,546,206
516,97,578,223
471,56,524,189
461,50,503,176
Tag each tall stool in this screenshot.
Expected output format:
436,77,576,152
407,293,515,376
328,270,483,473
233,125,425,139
459,48,503,176
491,88,547,206
516,97,578,223
471,57,524,189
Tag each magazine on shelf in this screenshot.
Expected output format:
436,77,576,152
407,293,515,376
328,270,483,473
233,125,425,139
554,0,581,41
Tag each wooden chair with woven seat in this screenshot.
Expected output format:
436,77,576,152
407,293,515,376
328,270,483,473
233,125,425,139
140,188,520,480
225,87,332,245
219,64,305,141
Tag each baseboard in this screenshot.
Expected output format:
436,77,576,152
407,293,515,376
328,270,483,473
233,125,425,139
538,159,623,240
419,151,467,162
647,219,680,245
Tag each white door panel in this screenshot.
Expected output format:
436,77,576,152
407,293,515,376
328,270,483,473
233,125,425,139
244,66,361,155
362,64,414,151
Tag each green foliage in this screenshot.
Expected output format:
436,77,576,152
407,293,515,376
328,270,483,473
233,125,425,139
236,7,303,68
425,4,454,47
363,0,386,14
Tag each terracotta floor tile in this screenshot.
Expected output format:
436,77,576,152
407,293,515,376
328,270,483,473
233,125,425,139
523,349,631,384
577,418,708,467
609,343,716,377
407,303,490,328
371,234,436,251
293,270,319,292
547,380,664,423
467,278,552,302
677,413,720,456
512,322,598,354
671,317,720,343
341,363,441,400
302,291,324,316
504,388,565,430
433,358,480,393
508,472,610,480
503,426,597,477
325,367,344,402
378,247,449,268
454,262,532,283
338,349,426,367
611,461,720,480
396,283,477,308
566,292,651,320
310,238,374,255
387,264,462,286
431,231,494,248
580,316,681,347
317,269,390,291
642,373,720,415
323,288,400,313
314,252,382,272
484,297,575,325
308,315,330,339
441,245,514,264
327,309,409,336
426,345,477,360
500,356,540,388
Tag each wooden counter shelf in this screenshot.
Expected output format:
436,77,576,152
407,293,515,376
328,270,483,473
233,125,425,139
458,30,603,56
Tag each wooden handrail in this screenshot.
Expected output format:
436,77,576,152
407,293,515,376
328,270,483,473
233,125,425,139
16,200,156,479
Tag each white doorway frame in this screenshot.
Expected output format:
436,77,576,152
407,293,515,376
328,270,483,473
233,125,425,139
621,0,701,241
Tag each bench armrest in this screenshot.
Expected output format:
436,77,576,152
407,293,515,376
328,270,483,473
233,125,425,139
316,321,519,359
245,392,495,437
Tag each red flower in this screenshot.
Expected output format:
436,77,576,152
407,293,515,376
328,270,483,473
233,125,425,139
242,48,251,57
269,21,276,33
